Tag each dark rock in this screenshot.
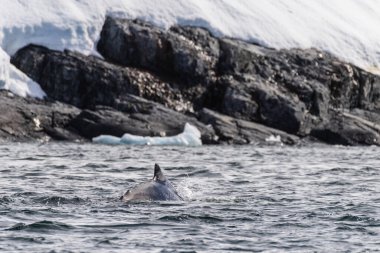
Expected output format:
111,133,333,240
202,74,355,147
70,109,147,139
219,76,260,121
216,38,380,140
11,44,193,113
198,108,299,145
97,17,219,86
9,17,380,146
169,25,220,60
0,90,216,144
70,94,217,144
43,127,82,141
218,38,273,77
0,91,82,141
210,75,306,134
310,110,380,145
168,25,219,84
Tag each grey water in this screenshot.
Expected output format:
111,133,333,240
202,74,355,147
0,143,379,252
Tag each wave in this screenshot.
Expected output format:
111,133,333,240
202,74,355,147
5,220,74,231
32,196,89,206
337,214,378,224
159,214,223,223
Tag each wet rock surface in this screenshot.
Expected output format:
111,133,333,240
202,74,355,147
6,17,380,146
69,95,216,144
0,90,82,142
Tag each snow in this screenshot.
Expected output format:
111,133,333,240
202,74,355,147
1,0,380,98
0,47,46,98
92,123,202,146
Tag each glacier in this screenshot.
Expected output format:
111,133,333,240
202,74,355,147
92,123,202,146
1,0,380,98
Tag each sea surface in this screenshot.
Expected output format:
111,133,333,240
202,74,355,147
0,143,379,252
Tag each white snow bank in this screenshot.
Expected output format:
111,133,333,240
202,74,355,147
92,123,202,146
0,47,46,98
1,0,380,98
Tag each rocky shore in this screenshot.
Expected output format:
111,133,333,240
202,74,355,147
2,17,380,145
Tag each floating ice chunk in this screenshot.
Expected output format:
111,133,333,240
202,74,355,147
92,135,121,145
92,123,202,146
265,135,282,143
120,134,149,145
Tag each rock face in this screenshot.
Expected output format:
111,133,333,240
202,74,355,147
11,45,193,113
198,108,299,145
0,90,216,144
0,90,82,142
8,16,380,146
97,17,219,87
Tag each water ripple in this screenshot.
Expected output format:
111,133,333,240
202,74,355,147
0,143,378,252
6,220,74,231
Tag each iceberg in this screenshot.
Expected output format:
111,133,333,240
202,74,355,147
92,123,202,146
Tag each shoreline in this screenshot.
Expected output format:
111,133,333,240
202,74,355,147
2,17,380,146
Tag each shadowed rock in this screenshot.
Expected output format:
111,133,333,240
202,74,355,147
97,17,219,86
310,110,380,145
0,90,82,141
198,108,299,145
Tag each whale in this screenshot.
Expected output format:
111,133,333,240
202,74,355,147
120,164,183,202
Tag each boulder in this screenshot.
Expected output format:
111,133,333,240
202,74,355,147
198,108,299,145
97,17,219,86
310,110,380,145
209,75,306,134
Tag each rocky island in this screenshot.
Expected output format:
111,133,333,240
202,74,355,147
2,17,380,146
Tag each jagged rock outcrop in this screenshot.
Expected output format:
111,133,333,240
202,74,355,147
11,45,193,113
209,75,307,134
216,38,380,134
8,16,380,146
97,17,219,87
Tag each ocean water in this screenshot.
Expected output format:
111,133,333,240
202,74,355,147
0,143,379,252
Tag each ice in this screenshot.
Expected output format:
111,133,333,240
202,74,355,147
1,0,380,98
92,123,202,146
265,135,282,143
92,135,121,145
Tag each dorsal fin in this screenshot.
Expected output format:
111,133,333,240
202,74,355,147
153,163,167,182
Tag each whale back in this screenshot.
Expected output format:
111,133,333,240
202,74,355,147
121,164,183,202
